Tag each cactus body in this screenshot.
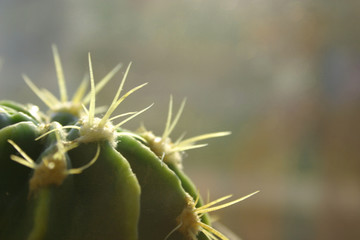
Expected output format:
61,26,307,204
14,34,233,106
0,47,257,240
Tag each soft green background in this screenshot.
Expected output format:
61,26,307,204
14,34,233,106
1,0,359,239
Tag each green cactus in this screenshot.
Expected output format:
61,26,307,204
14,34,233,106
0,46,258,240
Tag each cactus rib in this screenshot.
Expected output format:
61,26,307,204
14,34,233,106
0,46,258,240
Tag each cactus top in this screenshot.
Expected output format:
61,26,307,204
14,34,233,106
0,46,258,240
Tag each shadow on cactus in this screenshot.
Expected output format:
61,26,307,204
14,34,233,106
0,45,258,240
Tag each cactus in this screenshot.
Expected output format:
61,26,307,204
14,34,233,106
0,46,258,240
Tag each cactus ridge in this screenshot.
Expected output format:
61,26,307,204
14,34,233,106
0,47,258,240
7,123,100,197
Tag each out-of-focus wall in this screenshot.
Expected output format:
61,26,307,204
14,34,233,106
1,0,359,239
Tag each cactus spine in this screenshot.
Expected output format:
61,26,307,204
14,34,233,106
0,46,258,240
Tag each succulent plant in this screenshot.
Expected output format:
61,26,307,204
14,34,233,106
0,46,258,240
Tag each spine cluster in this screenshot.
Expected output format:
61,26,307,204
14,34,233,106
0,46,258,240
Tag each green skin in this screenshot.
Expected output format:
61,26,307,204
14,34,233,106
127,131,211,238
0,122,42,239
116,134,188,240
0,101,212,240
0,101,43,124
65,141,141,240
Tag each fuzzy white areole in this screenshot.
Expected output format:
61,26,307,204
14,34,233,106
165,191,259,240
7,130,100,196
73,53,152,146
139,96,231,169
26,48,152,146
23,45,122,119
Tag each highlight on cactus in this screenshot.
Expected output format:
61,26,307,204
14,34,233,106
0,45,258,240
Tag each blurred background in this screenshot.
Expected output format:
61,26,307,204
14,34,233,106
0,0,360,239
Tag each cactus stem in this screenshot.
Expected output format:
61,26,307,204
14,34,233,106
66,143,100,174
1,47,256,239
8,138,69,194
